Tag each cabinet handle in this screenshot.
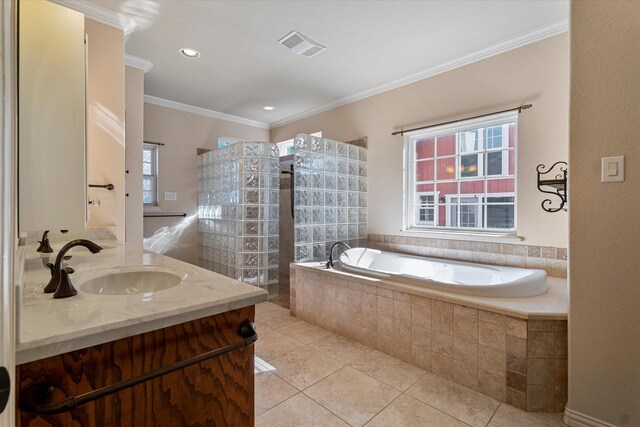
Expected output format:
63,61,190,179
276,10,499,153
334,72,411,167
19,321,258,415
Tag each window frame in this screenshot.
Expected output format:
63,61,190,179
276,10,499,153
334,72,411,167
404,111,518,235
143,143,158,206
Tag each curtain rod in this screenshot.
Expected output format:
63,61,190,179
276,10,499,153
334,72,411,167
391,104,532,136
144,141,165,146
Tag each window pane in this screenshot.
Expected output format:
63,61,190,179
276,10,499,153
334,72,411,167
143,178,151,191
143,163,152,175
436,135,456,156
415,138,434,159
460,155,479,177
486,126,503,149
487,204,514,229
487,151,503,176
459,130,478,152
436,157,455,180
416,159,434,182
487,178,514,193
143,149,151,163
143,192,152,204
460,204,481,228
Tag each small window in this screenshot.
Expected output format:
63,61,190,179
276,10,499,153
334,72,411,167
218,137,241,149
405,112,517,233
143,144,158,205
277,131,322,157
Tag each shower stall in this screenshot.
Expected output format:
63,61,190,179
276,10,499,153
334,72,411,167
278,133,368,280
197,135,367,305
197,141,280,294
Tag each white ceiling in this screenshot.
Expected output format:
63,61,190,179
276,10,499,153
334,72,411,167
75,1,568,127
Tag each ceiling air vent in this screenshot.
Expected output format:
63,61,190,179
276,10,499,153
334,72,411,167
278,30,326,58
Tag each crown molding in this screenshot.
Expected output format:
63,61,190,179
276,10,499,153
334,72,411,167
125,54,153,73
51,0,138,35
270,19,569,129
144,95,270,130
563,408,618,427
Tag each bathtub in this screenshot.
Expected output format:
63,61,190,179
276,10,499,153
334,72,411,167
337,248,548,298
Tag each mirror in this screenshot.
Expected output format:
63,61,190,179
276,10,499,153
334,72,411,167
18,0,87,232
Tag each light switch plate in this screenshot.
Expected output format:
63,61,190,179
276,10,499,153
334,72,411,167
164,191,177,201
601,156,624,182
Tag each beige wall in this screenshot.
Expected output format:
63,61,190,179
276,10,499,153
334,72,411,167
125,66,144,247
85,18,126,241
271,34,569,248
568,2,640,426
143,104,269,265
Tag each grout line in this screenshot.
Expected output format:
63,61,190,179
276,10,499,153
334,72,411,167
484,401,503,426
361,392,404,426
299,367,363,427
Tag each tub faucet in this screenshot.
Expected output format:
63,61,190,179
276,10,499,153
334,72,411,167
326,241,351,269
44,239,102,299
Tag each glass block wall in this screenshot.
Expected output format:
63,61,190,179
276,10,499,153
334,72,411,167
197,141,280,291
293,133,368,262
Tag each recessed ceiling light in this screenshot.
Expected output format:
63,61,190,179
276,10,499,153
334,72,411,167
179,48,200,59
263,106,275,111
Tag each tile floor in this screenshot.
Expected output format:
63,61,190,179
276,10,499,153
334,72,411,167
255,301,567,427
268,275,291,309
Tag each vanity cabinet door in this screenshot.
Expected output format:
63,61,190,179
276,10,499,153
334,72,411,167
18,0,86,232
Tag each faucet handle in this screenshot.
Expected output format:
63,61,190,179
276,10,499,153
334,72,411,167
53,269,77,299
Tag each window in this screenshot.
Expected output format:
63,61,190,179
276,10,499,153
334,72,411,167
277,131,322,157
143,144,158,205
405,112,517,232
218,137,241,149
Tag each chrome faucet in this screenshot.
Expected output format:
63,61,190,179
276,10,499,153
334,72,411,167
326,241,351,269
44,239,102,299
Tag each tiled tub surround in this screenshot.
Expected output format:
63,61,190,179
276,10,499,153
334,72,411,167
293,133,368,262
368,234,568,278
197,141,280,291
290,264,568,412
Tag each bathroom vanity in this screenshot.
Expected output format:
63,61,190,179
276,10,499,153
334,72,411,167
15,239,267,426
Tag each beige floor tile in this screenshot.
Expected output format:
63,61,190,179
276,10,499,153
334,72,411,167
350,350,426,391
255,372,298,415
260,309,301,330
308,334,374,363
406,372,499,427
304,366,401,427
365,394,469,427
278,320,334,344
256,393,350,427
256,301,286,316
488,403,566,427
270,347,346,390
255,330,304,361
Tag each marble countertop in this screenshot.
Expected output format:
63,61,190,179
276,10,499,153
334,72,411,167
16,241,268,365
294,262,568,320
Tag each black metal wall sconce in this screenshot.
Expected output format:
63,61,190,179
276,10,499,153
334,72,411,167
536,161,567,213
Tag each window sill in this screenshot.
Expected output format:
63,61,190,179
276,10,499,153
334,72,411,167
143,205,161,213
399,228,524,243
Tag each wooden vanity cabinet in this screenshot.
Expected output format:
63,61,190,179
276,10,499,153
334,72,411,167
17,306,255,427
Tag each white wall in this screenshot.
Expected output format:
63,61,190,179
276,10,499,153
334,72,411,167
143,103,269,265
271,34,569,248
124,66,144,247
567,2,640,426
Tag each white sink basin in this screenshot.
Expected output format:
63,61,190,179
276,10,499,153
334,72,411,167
80,270,184,295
